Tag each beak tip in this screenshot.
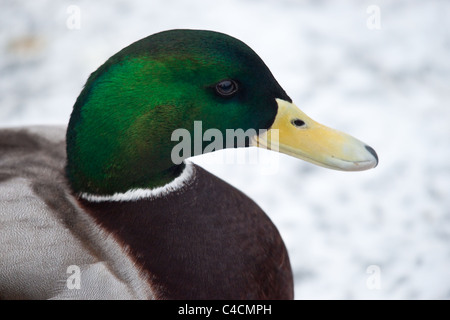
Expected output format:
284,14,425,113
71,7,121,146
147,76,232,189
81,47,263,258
364,145,379,168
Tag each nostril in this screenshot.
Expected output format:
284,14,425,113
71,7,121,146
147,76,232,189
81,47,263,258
365,145,379,166
291,119,306,128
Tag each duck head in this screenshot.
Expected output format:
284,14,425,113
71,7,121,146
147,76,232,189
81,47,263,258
66,29,378,195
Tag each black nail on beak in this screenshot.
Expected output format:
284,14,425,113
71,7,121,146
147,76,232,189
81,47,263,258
365,145,379,167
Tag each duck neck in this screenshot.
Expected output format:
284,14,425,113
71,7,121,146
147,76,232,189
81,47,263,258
66,111,186,196
66,152,185,197
78,162,193,202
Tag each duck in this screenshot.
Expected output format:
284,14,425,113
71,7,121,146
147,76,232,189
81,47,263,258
0,29,378,300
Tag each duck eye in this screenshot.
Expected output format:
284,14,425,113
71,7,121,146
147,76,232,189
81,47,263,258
215,79,238,97
291,118,306,128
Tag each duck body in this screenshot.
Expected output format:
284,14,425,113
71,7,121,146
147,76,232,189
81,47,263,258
0,126,292,299
0,126,150,299
0,29,377,299
82,163,293,300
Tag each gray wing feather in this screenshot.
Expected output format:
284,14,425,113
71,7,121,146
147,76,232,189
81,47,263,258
0,126,153,299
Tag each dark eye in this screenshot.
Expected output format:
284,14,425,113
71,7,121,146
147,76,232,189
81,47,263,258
215,79,239,97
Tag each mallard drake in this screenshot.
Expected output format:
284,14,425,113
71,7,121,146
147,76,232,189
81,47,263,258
0,29,378,300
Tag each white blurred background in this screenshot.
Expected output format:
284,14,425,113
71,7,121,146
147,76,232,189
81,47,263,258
1,0,449,299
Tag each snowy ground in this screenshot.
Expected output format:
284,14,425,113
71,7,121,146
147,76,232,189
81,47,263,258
1,0,449,299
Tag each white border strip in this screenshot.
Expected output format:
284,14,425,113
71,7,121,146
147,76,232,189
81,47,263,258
79,161,195,202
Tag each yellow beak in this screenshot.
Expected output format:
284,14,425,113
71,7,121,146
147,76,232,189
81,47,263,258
252,99,378,171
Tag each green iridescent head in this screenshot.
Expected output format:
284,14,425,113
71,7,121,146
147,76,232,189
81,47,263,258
67,29,378,196
66,29,291,194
